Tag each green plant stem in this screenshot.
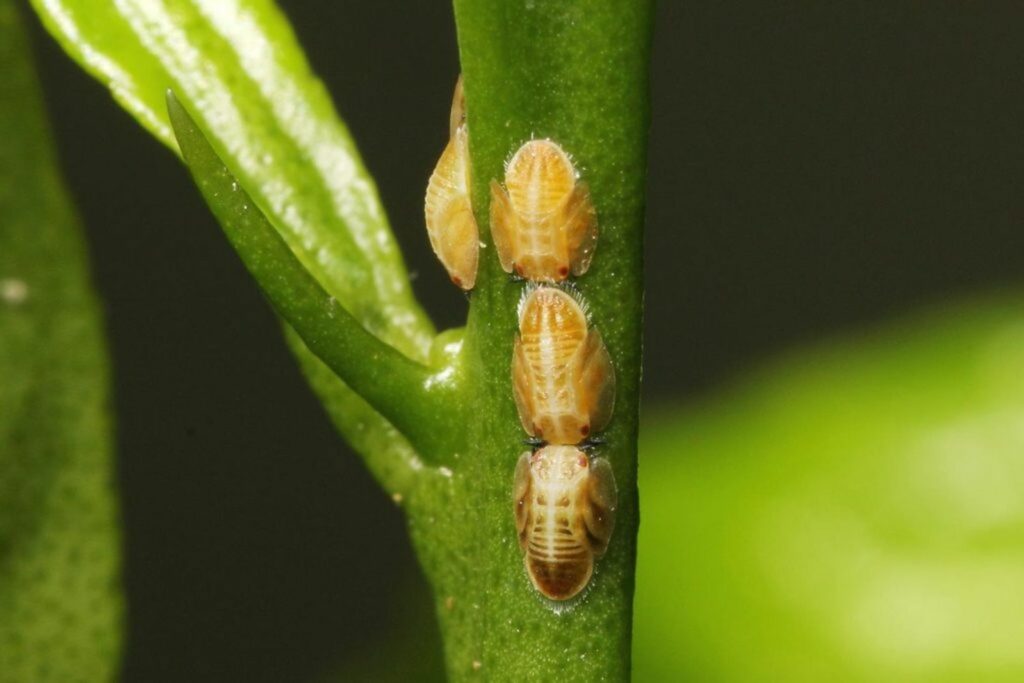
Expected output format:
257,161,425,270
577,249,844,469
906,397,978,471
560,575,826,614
168,93,460,461
397,2,653,680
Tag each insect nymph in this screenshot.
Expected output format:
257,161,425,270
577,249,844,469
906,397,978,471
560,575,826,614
490,139,598,282
513,286,615,445
514,445,617,601
425,76,479,289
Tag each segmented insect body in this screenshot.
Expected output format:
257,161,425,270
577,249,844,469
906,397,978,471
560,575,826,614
425,77,479,290
495,135,615,601
490,139,598,282
514,446,617,601
513,286,615,445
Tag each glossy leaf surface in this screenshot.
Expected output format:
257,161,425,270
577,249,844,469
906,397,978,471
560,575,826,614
29,0,432,349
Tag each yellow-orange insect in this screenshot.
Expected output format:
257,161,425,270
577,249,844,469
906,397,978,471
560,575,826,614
489,139,598,282
425,76,478,290
514,446,617,601
513,286,615,445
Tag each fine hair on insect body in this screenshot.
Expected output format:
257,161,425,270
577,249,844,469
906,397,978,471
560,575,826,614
490,138,598,283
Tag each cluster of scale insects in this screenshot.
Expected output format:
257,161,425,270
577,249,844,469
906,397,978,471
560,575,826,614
425,77,617,602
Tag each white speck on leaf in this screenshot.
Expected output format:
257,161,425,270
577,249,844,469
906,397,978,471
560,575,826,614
1,279,28,305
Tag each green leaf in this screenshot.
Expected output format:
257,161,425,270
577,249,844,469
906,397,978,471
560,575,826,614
635,292,1024,682
167,92,461,469
0,3,121,680
28,0,436,462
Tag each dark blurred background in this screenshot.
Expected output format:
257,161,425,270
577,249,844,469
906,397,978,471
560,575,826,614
23,2,1024,681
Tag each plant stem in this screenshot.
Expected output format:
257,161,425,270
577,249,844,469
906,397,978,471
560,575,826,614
398,2,653,679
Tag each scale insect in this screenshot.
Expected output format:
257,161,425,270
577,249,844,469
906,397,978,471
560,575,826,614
513,286,615,445
425,76,479,290
490,139,598,282
514,446,617,601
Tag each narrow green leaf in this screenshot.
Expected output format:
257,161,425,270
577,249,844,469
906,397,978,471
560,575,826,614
635,293,1024,681
0,2,121,680
28,0,437,470
28,0,431,350
168,92,460,465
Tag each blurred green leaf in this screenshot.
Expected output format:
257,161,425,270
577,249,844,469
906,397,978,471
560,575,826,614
0,2,121,680
27,0,436,469
635,293,1024,682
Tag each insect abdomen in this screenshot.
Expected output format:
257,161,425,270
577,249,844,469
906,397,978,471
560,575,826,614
526,553,593,601
525,507,592,600
514,448,617,602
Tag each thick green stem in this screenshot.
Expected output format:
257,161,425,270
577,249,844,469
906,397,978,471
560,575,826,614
398,2,653,680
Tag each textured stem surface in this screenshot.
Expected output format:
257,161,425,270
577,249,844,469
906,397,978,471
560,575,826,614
404,1,653,679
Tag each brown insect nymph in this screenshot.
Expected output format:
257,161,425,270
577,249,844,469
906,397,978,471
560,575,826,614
514,446,617,601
